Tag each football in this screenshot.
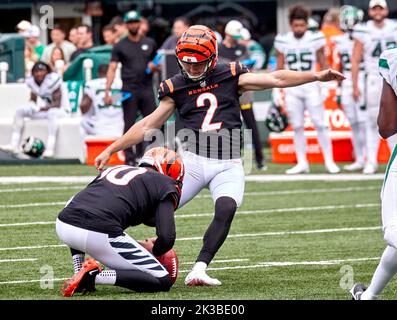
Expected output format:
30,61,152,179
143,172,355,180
157,249,179,285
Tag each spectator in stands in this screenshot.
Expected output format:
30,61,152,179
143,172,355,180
79,64,124,138
160,17,190,50
110,16,128,42
0,62,70,158
139,17,150,37
104,10,157,166
41,25,76,64
70,24,94,62
68,27,79,46
219,20,266,170
23,25,44,77
16,20,32,34
49,46,67,75
102,24,117,45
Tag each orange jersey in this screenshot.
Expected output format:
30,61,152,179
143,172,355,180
321,25,343,70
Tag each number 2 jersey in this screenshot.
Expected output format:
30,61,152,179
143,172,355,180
58,166,181,236
158,62,249,159
353,19,397,77
274,30,326,96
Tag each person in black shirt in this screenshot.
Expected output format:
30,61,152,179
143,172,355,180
219,20,266,170
57,147,184,296
105,10,158,166
95,25,345,286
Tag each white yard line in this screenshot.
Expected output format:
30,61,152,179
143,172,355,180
0,186,83,193
0,203,380,227
0,258,37,263
0,202,65,209
180,258,249,265
0,225,381,252
0,257,380,285
0,173,384,185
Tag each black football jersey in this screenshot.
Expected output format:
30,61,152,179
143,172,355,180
158,62,249,159
58,166,180,236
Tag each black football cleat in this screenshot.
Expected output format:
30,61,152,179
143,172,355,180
350,283,367,300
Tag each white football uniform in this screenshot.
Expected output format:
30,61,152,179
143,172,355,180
333,32,367,165
274,31,336,168
353,19,397,167
9,72,69,155
380,48,397,238
81,78,124,138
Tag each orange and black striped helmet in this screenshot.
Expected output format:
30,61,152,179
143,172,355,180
175,25,218,81
138,147,185,184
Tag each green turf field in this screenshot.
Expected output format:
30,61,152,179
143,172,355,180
0,160,394,300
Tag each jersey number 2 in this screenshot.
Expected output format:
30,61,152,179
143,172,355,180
196,92,222,132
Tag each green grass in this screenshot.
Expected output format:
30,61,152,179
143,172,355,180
0,160,393,300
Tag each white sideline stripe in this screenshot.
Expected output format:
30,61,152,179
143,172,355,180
0,185,379,196
0,203,381,227
176,226,382,241
0,258,37,263
0,257,380,285
0,174,384,185
0,202,65,209
196,186,380,198
180,259,249,265
0,225,381,252
176,203,380,219
0,186,83,193
245,174,384,182
0,244,66,251
179,257,381,273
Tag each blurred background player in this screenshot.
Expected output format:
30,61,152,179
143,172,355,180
332,5,367,172
0,62,70,158
351,47,397,300
57,148,184,296
105,10,158,166
352,0,397,174
219,20,266,170
79,64,124,138
275,4,340,174
160,17,190,50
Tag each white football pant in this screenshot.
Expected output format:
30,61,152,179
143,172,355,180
178,151,245,208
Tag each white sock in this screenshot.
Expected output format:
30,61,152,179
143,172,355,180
315,126,333,164
72,254,84,274
95,270,117,285
361,245,397,300
192,262,207,272
293,127,307,165
46,135,56,154
350,122,365,164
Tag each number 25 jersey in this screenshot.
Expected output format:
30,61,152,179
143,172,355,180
158,62,249,159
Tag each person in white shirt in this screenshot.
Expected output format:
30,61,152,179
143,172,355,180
275,4,340,174
351,0,397,174
0,62,70,158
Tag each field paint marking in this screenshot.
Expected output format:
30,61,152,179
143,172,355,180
246,174,384,182
176,226,382,241
0,258,37,263
0,202,65,209
0,257,380,285
196,186,380,199
0,174,384,185
0,225,382,252
176,203,380,219
0,186,83,193
179,257,381,273
0,203,381,227
0,244,66,252
0,185,379,196
180,258,249,265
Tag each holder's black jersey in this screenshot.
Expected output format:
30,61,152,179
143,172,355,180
158,62,249,159
58,166,181,236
